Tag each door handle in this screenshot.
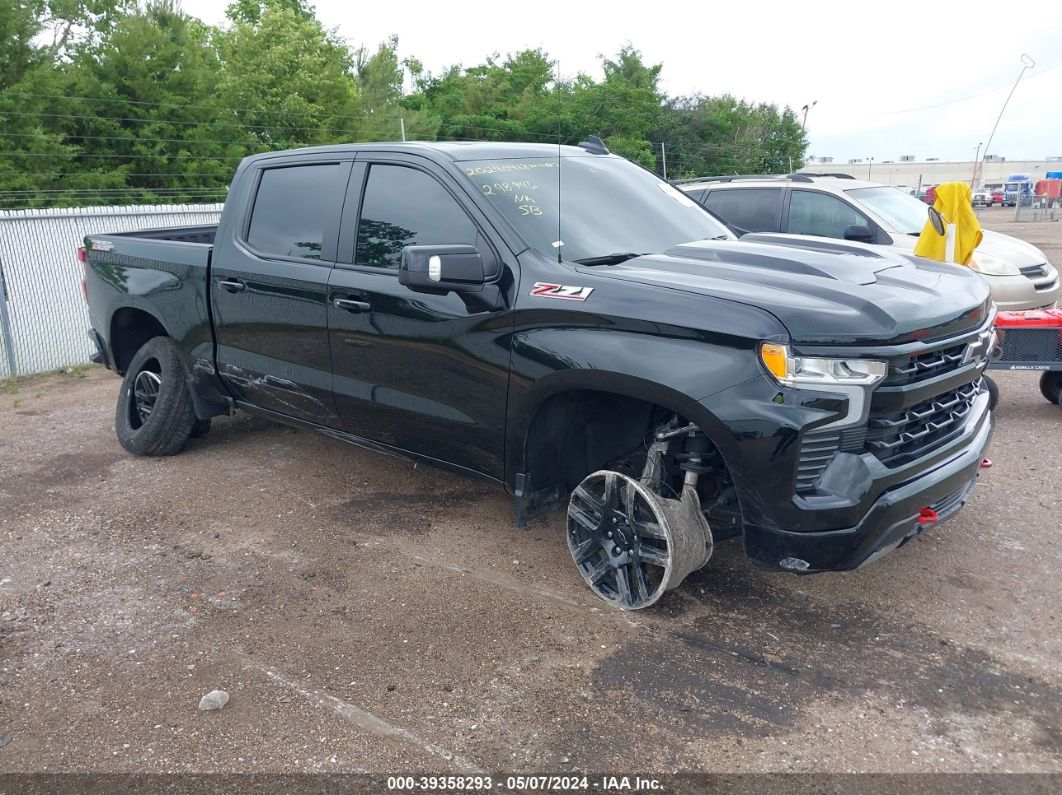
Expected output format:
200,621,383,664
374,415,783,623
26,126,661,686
333,298,372,313
217,279,246,293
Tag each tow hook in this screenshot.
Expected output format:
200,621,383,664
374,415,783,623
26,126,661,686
917,507,939,525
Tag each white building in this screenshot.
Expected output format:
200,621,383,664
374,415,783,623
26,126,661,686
800,158,1062,191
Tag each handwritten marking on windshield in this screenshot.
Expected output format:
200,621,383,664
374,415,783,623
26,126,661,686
529,282,594,301
466,162,558,176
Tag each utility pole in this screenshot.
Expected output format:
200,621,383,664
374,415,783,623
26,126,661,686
400,117,406,142
661,142,668,180
867,157,874,181
977,53,1035,195
970,141,983,189
801,100,817,133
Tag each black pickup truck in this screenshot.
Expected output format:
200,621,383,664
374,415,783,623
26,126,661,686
83,140,995,610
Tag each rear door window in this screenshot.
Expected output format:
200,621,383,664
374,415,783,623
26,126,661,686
702,188,783,233
246,163,347,260
787,190,869,239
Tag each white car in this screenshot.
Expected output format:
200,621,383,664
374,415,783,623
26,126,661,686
680,174,1059,311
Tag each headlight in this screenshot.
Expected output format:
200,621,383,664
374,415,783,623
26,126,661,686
968,253,1020,276
760,343,887,387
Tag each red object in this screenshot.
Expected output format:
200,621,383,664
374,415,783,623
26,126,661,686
980,457,992,469
995,308,1062,328
917,507,940,525
925,186,937,205
78,247,89,302
1035,179,1062,199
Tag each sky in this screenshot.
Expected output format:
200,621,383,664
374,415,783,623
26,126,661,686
180,0,1062,163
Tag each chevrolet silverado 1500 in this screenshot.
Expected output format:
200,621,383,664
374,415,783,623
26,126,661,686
84,140,995,609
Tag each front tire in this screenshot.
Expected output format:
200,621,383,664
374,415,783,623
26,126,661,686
984,375,1000,411
115,336,197,456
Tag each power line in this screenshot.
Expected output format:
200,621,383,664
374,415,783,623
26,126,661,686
0,130,264,147
883,58,1062,115
0,103,565,141
0,172,237,179
0,153,245,160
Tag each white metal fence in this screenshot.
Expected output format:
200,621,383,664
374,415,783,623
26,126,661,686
0,203,223,378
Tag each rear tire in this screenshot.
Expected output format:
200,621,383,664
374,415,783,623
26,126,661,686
1040,372,1062,406
115,336,197,456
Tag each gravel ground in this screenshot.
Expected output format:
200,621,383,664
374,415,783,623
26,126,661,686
0,215,1060,778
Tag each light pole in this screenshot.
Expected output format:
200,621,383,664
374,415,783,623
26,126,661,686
801,100,817,133
867,157,874,181
970,141,982,189
976,53,1035,194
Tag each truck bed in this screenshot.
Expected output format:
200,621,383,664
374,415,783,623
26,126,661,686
105,224,217,245
88,225,216,271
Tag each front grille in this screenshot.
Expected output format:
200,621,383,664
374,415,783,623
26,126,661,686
865,379,983,466
793,328,990,494
1020,263,1048,279
884,343,967,386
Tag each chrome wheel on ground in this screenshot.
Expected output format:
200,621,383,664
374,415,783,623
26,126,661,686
567,470,708,610
131,367,162,427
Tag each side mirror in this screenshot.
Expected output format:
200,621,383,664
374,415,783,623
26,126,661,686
927,206,946,236
399,245,485,293
843,224,875,243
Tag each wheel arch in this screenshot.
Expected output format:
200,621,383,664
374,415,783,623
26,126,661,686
508,370,740,526
109,306,170,374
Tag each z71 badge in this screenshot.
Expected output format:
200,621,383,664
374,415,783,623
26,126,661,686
529,282,594,301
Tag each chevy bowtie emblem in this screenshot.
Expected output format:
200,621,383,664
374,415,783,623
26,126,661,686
529,282,594,301
962,328,995,366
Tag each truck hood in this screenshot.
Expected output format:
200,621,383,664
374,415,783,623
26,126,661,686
887,227,1048,267
582,239,991,345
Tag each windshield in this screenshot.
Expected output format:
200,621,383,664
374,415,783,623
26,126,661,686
847,186,929,235
458,155,733,261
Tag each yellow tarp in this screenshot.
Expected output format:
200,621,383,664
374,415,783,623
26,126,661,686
913,182,983,265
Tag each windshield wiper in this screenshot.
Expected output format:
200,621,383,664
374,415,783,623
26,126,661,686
573,252,646,266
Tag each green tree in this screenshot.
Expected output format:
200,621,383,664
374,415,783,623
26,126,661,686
215,3,358,148
656,94,806,178
0,0,130,207
54,0,230,204
225,0,314,25
354,36,436,141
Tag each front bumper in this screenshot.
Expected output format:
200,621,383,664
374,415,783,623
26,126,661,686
741,410,991,572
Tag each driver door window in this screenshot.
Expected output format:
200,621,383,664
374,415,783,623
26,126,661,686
787,190,869,239
355,164,477,268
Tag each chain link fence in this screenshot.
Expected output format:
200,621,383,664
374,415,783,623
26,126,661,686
0,203,223,379
1013,194,1061,223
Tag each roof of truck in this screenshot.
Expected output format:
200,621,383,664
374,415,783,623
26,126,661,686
243,141,600,165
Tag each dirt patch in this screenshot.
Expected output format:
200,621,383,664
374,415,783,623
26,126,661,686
28,450,125,489
0,355,1059,774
